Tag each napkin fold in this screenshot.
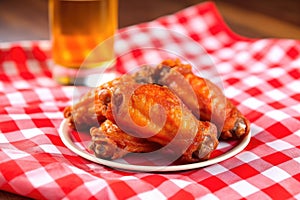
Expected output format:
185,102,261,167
0,2,300,199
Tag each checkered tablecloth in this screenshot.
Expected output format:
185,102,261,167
1,2,300,199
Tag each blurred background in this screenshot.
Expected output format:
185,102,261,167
0,0,300,42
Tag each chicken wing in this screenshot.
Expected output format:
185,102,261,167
63,88,98,131
108,83,218,162
63,77,121,131
159,59,250,139
89,119,161,159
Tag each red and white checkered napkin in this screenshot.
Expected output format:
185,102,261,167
0,2,299,199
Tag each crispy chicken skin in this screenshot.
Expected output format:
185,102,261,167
63,88,98,131
111,83,218,162
63,77,120,131
90,119,161,159
160,59,250,139
94,77,121,124
93,78,218,162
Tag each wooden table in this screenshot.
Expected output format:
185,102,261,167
1,0,300,42
0,0,299,199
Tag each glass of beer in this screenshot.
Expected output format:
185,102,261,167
49,0,118,85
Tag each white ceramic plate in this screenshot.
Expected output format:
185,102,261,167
59,119,251,172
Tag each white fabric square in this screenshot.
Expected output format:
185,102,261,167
168,24,189,35
251,40,269,52
18,41,32,48
164,43,185,57
217,141,231,149
164,15,178,24
181,42,203,56
0,42,13,49
203,12,216,27
291,58,300,68
265,110,290,121
136,189,166,200
250,124,264,137
115,39,131,55
295,156,300,163
295,129,300,137
21,128,44,139
262,166,290,182
230,180,259,197
242,97,264,109
216,48,234,60
265,89,287,101
232,41,249,51
2,61,18,75
27,60,42,74
142,51,161,64
44,111,64,119
266,140,294,151
39,144,62,154
188,17,207,32
61,86,75,100
69,165,90,175
120,176,138,181
13,80,31,90
224,86,242,99
249,62,268,73
216,32,232,45
38,40,51,51
0,133,9,143
294,193,300,200
202,36,222,49
266,46,285,63
9,113,31,120
132,32,151,46
84,179,108,196
235,51,251,64
170,179,191,188
35,88,54,101
26,168,54,188
3,148,31,160
236,152,260,163
204,164,228,175
243,76,264,87
216,62,233,74
287,80,300,92
266,67,286,78
121,58,140,74
36,76,58,87
148,26,170,40
0,81,4,92
291,104,300,115
7,92,26,105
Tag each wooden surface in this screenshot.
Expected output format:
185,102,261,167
1,0,300,42
0,0,300,199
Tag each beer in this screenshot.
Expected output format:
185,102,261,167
49,0,118,84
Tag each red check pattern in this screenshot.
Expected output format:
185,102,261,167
1,2,300,199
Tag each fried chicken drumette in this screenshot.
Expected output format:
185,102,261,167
159,59,250,139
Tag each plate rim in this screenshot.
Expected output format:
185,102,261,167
59,119,251,172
